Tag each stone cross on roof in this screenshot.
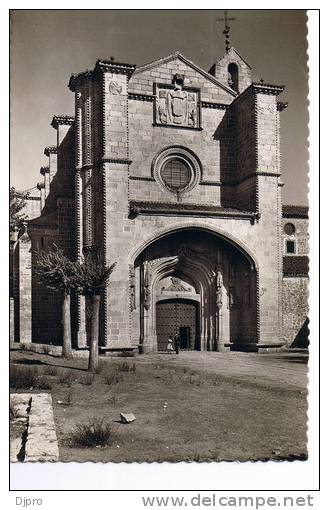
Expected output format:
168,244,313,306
217,10,236,53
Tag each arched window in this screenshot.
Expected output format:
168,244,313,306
228,63,239,93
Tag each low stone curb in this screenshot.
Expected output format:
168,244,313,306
10,393,59,462
10,394,31,462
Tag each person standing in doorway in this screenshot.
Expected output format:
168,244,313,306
173,332,181,354
167,336,174,353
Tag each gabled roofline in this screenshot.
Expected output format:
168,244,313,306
218,46,252,70
133,51,237,97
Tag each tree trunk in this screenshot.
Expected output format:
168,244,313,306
88,294,101,373
62,291,73,359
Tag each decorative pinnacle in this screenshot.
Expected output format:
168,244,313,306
217,10,236,53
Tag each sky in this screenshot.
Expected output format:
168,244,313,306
10,9,308,205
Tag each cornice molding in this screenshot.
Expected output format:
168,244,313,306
129,200,259,222
69,60,136,91
127,95,231,110
51,115,75,129
95,59,136,76
200,180,222,186
44,146,57,156
201,101,229,110
277,101,289,112
129,176,156,182
229,81,285,111
256,172,281,177
102,157,132,165
68,70,94,91
253,81,285,96
128,92,155,102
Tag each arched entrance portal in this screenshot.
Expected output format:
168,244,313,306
132,228,257,352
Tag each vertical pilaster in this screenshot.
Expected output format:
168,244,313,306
254,84,284,346
68,60,135,349
101,63,135,348
44,146,58,184
40,166,50,200
74,87,87,347
18,230,32,343
81,78,94,252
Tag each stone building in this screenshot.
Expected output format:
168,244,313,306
11,47,309,351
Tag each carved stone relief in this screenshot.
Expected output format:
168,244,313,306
256,104,277,115
109,80,123,95
161,277,192,293
155,77,199,128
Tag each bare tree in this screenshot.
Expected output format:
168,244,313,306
35,247,77,359
10,187,29,235
73,254,116,372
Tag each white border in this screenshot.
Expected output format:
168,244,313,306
2,3,321,502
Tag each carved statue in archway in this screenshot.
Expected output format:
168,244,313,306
216,270,223,309
143,261,151,310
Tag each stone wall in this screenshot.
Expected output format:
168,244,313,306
282,277,309,346
28,122,77,345
282,217,309,256
23,195,41,220
128,100,224,206
30,229,62,344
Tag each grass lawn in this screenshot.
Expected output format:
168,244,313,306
10,349,308,462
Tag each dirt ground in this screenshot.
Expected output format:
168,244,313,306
10,349,308,462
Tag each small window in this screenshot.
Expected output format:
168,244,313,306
286,240,296,254
160,158,191,191
284,223,296,235
228,63,239,93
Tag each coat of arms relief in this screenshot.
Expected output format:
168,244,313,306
155,74,199,128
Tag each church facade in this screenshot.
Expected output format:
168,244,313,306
11,48,309,352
